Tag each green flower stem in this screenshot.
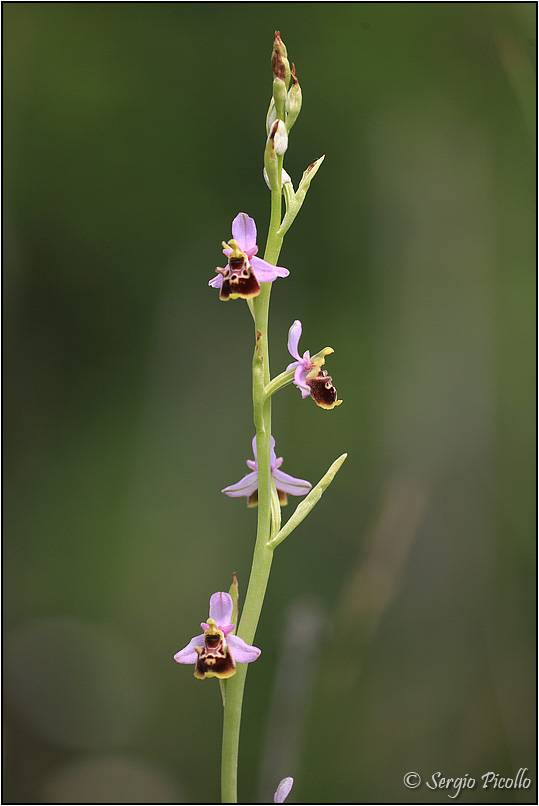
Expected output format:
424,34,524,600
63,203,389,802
267,453,348,550
221,169,284,804
264,367,295,398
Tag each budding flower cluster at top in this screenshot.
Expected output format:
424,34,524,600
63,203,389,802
270,32,302,133
264,32,303,187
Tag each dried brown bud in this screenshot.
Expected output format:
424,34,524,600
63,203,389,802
271,30,290,87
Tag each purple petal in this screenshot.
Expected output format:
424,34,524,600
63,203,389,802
250,256,290,282
274,777,294,804
269,438,278,468
209,592,233,626
251,435,277,469
231,213,257,252
227,634,261,663
287,320,303,361
294,365,310,397
221,470,259,498
209,273,223,288
272,467,312,496
174,633,205,664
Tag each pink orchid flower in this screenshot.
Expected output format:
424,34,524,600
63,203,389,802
286,320,342,410
209,212,289,300
174,592,260,680
221,436,311,507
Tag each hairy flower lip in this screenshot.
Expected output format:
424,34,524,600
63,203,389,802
174,592,260,679
209,213,290,300
221,435,311,507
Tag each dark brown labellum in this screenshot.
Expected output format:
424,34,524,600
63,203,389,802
194,633,236,679
219,257,261,301
307,369,340,410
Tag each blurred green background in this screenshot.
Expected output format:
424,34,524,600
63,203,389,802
3,3,536,804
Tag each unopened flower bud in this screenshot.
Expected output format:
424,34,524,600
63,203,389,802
285,64,302,132
270,119,288,156
271,31,290,87
272,77,287,121
264,134,279,191
266,98,277,136
263,165,292,190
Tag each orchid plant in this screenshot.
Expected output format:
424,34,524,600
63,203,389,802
174,32,347,804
